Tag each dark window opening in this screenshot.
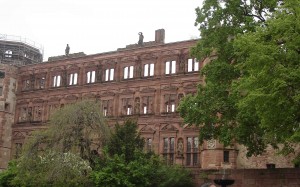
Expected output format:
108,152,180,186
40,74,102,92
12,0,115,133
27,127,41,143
223,151,229,163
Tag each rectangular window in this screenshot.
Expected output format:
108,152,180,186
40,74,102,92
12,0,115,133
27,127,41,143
15,143,23,159
0,71,5,78
69,73,78,85
87,71,95,83
105,68,114,81
103,107,107,116
53,75,61,87
186,137,199,166
188,58,199,72
223,150,229,163
122,98,133,115
163,137,175,165
165,60,176,74
37,77,45,89
142,96,153,114
144,63,154,77
127,106,132,115
164,94,176,113
23,79,30,90
102,100,112,117
0,86,3,96
146,138,152,152
124,66,134,79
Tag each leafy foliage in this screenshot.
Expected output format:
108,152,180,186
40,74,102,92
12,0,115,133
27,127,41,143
91,120,194,187
179,0,300,161
0,100,110,186
0,161,18,187
106,120,144,163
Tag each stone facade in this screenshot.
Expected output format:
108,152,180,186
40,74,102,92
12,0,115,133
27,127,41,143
0,30,297,170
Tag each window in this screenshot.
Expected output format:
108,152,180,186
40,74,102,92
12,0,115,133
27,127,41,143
33,106,42,121
122,98,133,115
165,60,176,74
0,71,5,78
19,107,32,122
186,137,199,166
86,71,95,83
163,137,175,165
23,79,30,90
5,103,9,112
15,143,23,159
0,86,3,96
105,68,114,81
102,100,113,117
53,75,61,87
188,58,199,72
142,96,153,114
146,138,152,152
124,66,134,79
164,94,176,113
69,73,78,85
37,77,45,89
4,50,12,58
223,151,229,163
144,63,154,77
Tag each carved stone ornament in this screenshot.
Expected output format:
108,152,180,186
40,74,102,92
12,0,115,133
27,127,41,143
207,139,216,149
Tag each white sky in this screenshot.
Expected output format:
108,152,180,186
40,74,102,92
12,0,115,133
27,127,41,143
1,0,203,61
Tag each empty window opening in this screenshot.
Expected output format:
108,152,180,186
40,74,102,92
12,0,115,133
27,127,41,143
53,75,61,87
38,77,45,89
165,60,176,74
69,73,78,85
102,100,112,117
103,107,107,116
127,106,132,115
223,151,229,163
5,103,9,112
0,71,5,78
124,66,134,79
87,71,95,83
164,94,176,113
188,58,199,72
105,68,114,81
144,63,154,77
146,138,152,152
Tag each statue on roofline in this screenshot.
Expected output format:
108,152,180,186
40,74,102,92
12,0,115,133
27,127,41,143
138,32,144,46
65,44,70,56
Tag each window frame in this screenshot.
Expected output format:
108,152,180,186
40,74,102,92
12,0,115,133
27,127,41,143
187,58,199,72
165,60,176,75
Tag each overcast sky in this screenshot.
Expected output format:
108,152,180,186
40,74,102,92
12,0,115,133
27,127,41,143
1,0,203,61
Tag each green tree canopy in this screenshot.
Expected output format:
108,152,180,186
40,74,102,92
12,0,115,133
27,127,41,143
1,100,110,186
106,120,145,163
91,120,194,187
179,0,300,161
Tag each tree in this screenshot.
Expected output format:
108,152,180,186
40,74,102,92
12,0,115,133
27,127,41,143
4,100,110,186
91,120,194,187
106,120,145,163
179,0,300,161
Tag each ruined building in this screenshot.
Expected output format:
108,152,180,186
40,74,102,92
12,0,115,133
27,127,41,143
0,30,295,170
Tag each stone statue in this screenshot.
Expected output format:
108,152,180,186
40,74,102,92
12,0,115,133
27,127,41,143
138,32,144,45
65,44,70,56
177,138,184,156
